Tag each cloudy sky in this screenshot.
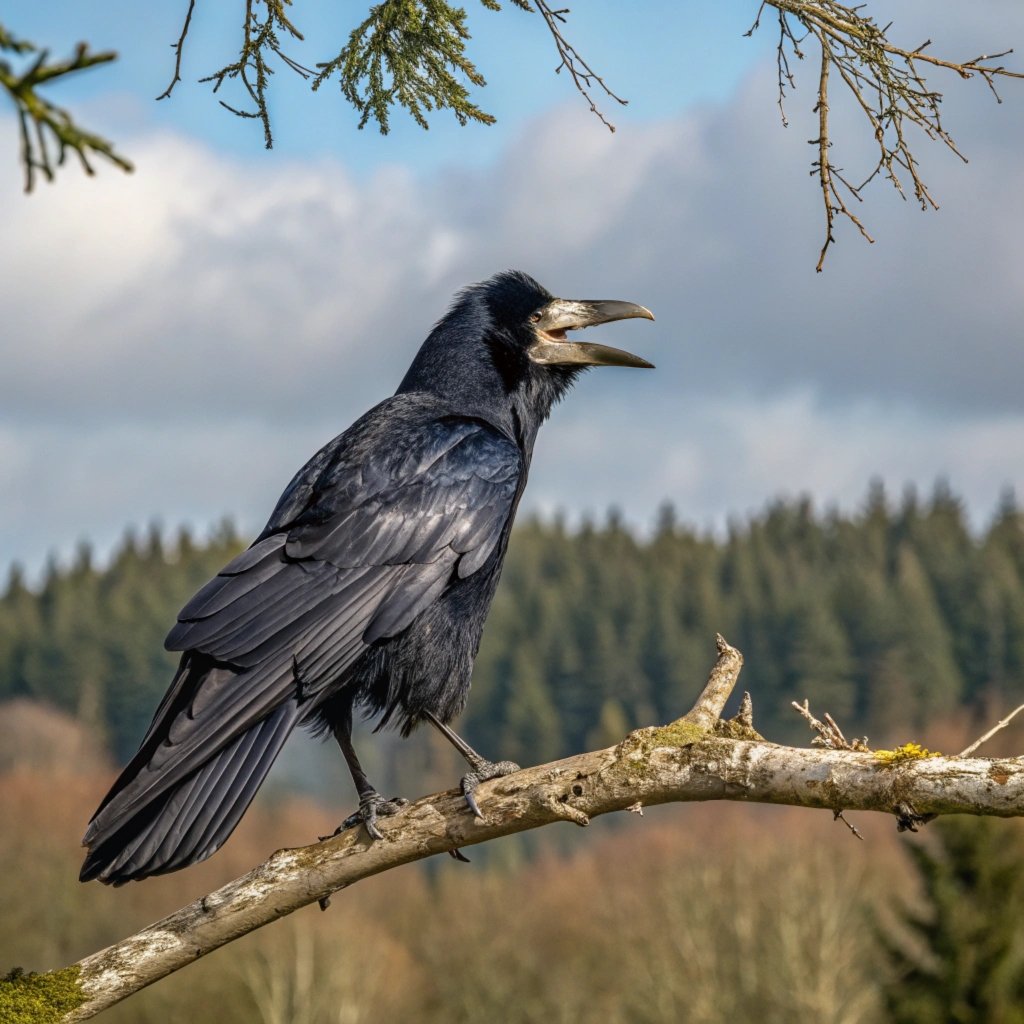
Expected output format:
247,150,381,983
2,2,1024,575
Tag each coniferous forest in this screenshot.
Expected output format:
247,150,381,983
3,482,1024,1023
2,481,1022,769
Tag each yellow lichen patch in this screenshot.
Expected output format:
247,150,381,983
873,742,942,765
0,966,86,1023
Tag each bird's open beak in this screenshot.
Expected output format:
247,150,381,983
528,299,656,369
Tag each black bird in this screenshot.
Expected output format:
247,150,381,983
80,270,654,884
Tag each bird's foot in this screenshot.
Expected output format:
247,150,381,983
323,793,409,842
461,759,520,820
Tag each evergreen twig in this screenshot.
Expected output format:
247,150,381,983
312,0,518,133
0,24,133,193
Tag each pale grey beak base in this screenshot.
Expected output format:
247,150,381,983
533,299,655,333
528,298,655,369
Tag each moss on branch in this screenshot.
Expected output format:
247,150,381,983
0,967,86,1024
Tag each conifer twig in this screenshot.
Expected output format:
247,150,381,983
0,25,133,192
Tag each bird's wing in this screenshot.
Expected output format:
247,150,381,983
86,417,521,842
165,415,522,709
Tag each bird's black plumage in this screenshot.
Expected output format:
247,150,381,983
80,270,653,884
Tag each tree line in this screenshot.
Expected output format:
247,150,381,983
1,480,1022,768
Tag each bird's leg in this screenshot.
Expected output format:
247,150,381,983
326,707,407,841
422,710,520,820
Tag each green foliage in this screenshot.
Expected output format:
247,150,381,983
0,24,133,192
196,0,534,144
882,817,1024,1023
314,0,529,133
1,484,1022,776
5,0,538,184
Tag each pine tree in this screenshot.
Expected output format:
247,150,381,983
882,818,1024,1024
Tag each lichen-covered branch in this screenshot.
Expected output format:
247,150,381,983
0,24,133,192
748,0,1024,269
7,635,1024,1022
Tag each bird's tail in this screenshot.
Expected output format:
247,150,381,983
80,656,301,885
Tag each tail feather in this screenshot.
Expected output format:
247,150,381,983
81,700,300,885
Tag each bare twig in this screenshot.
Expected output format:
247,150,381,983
750,0,1024,268
960,703,1024,758
531,1,627,131
156,0,198,101
792,698,871,838
834,808,864,840
791,698,869,751
810,35,874,271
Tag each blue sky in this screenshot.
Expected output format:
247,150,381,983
3,2,1024,575
11,3,758,170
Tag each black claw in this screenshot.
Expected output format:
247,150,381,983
464,788,483,819
449,848,471,863
326,794,408,842
460,759,520,820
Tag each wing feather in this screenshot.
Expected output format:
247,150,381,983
153,411,520,764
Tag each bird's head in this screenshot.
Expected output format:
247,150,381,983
399,270,654,442
480,270,655,370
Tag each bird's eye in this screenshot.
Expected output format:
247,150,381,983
529,313,541,323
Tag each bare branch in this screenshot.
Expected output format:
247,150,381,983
751,0,1024,268
156,0,198,101
60,729,1024,1020
683,633,743,730
531,1,627,132
960,703,1024,758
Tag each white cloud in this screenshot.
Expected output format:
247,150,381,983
2,5,1024,572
